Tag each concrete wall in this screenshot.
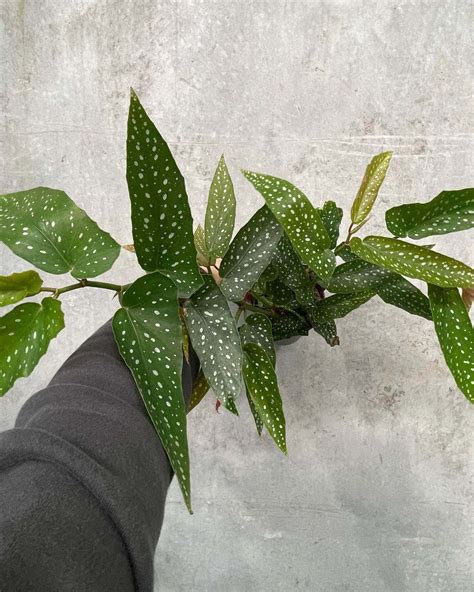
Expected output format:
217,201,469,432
1,1,472,590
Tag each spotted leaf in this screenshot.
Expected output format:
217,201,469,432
428,285,474,403
262,277,298,308
334,243,359,262
194,225,210,267
350,151,392,224
350,236,474,288
242,171,334,279
305,311,340,347
328,255,432,320
318,200,343,249
309,291,375,323
242,343,286,453
0,297,64,396
127,90,202,297
271,313,310,341
239,313,276,366
273,236,315,307
184,275,242,408
327,259,394,293
376,275,432,320
112,272,192,511
0,270,42,307
386,188,474,239
205,155,236,260
0,188,120,279
219,206,283,301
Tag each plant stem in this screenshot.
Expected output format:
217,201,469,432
40,279,123,298
239,302,279,318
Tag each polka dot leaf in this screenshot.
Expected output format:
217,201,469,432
127,89,202,298
350,236,474,288
328,255,432,320
428,285,474,403
0,297,64,396
350,151,392,224
204,155,236,260
240,313,276,435
272,235,315,307
242,343,287,454
376,275,432,320
219,206,283,301
318,200,343,249
305,313,340,347
194,225,210,267
309,291,375,324
0,187,120,279
241,171,335,280
271,314,310,341
112,271,192,511
184,275,243,410
386,188,474,239
239,313,276,367
0,270,43,307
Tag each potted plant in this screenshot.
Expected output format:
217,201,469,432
1,89,472,512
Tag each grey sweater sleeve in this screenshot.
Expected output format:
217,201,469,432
0,320,199,592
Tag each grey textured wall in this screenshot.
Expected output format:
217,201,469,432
0,1,472,590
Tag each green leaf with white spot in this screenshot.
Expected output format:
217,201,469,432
204,155,236,260
242,343,287,453
376,275,432,320
328,255,432,320
350,236,474,288
239,313,276,436
219,206,283,301
350,151,392,224
242,171,334,279
335,243,359,262
309,291,375,323
304,307,340,346
0,188,120,279
318,200,343,249
184,275,242,407
194,225,210,267
112,272,191,511
273,236,315,307
328,259,395,293
428,285,474,402
0,270,43,307
386,188,474,239
240,313,276,366
262,277,298,308
0,297,64,396
127,89,202,297
271,314,310,341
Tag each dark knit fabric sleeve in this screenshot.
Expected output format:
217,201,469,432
0,320,199,592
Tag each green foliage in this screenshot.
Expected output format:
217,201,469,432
309,291,375,323
428,285,474,402
319,200,343,249
0,270,42,307
205,155,236,261
219,206,282,301
386,188,474,239
127,90,202,297
350,236,474,288
242,343,287,453
184,275,242,411
350,151,392,224
242,171,335,280
2,94,472,512
112,272,192,511
0,298,64,396
194,225,209,267
0,187,120,278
